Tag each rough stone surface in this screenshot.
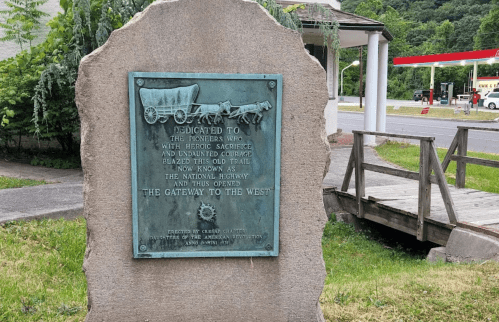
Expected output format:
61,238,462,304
427,246,447,263
445,228,499,263
75,0,329,321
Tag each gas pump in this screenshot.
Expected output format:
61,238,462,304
440,82,454,105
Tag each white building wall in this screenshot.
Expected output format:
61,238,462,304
297,0,341,9
0,0,61,60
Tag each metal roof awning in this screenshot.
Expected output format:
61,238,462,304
393,49,499,67
276,0,393,47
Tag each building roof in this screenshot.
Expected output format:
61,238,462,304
393,49,499,67
276,0,393,47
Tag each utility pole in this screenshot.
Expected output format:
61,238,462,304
359,46,363,109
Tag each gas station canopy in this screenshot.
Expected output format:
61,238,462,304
392,49,499,105
393,48,499,67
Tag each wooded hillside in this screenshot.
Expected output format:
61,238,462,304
339,0,499,99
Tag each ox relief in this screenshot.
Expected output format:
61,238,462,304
137,81,272,126
129,72,282,258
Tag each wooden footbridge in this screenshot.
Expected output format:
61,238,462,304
331,126,499,245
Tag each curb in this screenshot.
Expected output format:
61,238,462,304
0,207,83,225
339,110,499,123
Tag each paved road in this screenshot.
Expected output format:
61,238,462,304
340,96,499,111
338,112,499,154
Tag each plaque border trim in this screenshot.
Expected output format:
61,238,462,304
129,72,282,258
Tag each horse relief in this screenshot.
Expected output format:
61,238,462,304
229,101,272,124
191,101,232,125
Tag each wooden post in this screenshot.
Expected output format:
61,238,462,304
417,140,431,241
341,149,355,192
354,132,365,218
456,128,468,188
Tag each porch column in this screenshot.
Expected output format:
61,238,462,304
430,65,435,105
324,45,339,136
376,40,388,132
364,31,380,145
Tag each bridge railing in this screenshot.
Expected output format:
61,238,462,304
442,126,499,188
341,130,458,241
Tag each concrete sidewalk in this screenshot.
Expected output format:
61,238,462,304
0,161,83,224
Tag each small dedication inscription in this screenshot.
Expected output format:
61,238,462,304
129,72,282,258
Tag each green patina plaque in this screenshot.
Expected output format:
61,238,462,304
129,72,282,258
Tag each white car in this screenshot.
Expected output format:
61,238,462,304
484,92,499,109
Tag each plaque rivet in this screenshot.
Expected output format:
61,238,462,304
136,78,144,86
139,245,147,252
268,81,276,89
265,244,272,251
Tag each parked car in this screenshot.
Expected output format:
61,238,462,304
484,92,499,109
413,90,440,101
413,90,430,101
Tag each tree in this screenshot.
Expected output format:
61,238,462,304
0,0,49,51
474,0,499,50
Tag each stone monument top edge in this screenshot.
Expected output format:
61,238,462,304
77,0,311,72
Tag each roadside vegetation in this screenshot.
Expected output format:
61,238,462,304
321,218,499,321
375,141,499,194
2,217,499,321
339,105,499,121
0,176,46,189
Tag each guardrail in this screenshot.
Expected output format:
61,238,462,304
341,130,458,241
442,126,499,188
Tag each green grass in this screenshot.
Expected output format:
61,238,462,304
339,105,499,121
0,176,47,190
375,141,499,194
0,218,87,321
321,219,499,321
2,217,499,322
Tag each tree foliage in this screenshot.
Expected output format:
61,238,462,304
0,0,49,51
30,0,153,151
1,0,341,152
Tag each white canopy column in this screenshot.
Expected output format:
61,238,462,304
473,61,478,92
376,40,388,133
430,65,435,105
325,45,339,136
364,31,380,145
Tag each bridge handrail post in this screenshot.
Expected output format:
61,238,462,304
353,132,365,218
417,139,432,241
455,128,469,188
